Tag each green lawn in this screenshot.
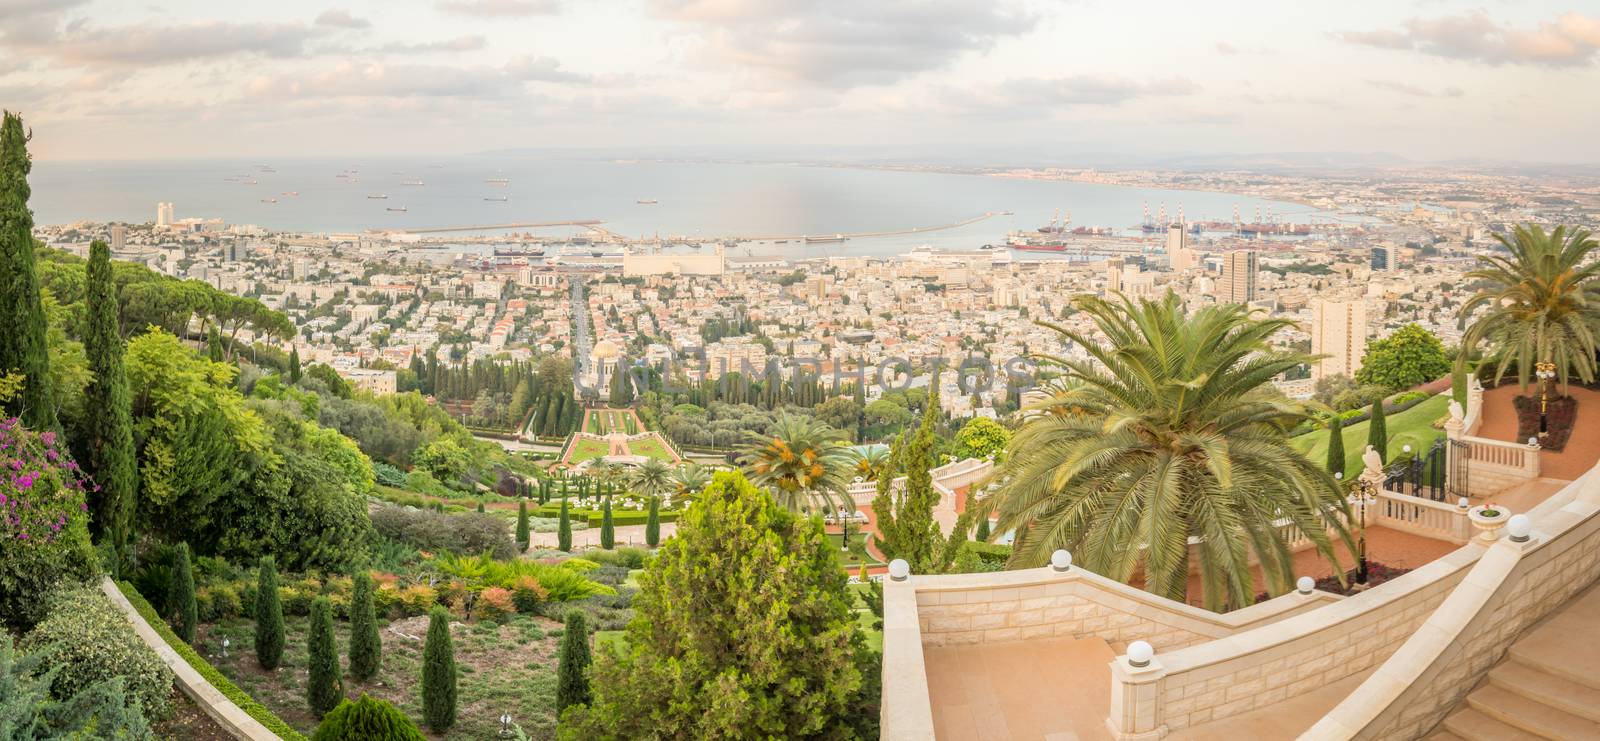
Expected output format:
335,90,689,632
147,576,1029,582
585,411,602,434
827,532,884,569
568,437,610,464
1293,394,1452,480
625,435,675,462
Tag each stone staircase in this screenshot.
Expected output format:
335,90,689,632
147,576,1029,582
1428,583,1600,740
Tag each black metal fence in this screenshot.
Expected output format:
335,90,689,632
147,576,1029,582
1383,439,1451,502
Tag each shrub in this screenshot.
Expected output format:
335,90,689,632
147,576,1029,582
397,584,437,616
645,497,660,547
197,582,244,622
306,597,343,717
369,506,515,559
476,587,516,623
600,498,614,550
0,634,153,739
255,556,285,670
371,462,407,488
538,567,614,602
421,606,456,732
348,572,381,683
556,610,591,713
558,499,572,552
168,542,197,643
0,421,98,630
511,576,547,613
22,585,173,719
312,693,425,741
586,547,649,570
515,499,530,553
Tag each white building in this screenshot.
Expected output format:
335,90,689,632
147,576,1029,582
1309,298,1369,381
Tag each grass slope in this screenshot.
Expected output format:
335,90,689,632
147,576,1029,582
1293,394,1452,481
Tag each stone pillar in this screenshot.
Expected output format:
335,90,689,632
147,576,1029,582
1107,657,1167,740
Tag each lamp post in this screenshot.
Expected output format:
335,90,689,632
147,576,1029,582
1351,476,1374,586
1535,361,1557,437
499,713,514,737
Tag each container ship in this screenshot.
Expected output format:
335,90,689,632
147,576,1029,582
803,235,847,244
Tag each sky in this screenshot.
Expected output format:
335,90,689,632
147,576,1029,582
3,0,1600,163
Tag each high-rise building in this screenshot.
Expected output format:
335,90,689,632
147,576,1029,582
1222,250,1258,304
109,225,126,251
1309,298,1368,381
155,202,174,226
1104,258,1124,294
1370,244,1396,272
1167,224,1197,272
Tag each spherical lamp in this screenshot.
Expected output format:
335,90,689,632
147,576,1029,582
1507,514,1532,543
889,559,910,582
1051,550,1073,572
1127,640,1155,669
1296,576,1315,595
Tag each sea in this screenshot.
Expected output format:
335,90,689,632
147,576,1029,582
29,155,1342,257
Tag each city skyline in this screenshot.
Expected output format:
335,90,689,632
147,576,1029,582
3,0,1599,164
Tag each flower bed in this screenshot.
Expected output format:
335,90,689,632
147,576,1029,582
1514,394,1577,451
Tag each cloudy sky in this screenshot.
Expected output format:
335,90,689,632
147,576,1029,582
4,0,1599,163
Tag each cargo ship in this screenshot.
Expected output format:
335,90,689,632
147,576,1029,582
401,179,424,186
636,198,658,205
484,196,508,202
386,206,408,212
803,234,847,244
367,194,388,199
494,246,546,257
1005,231,1068,251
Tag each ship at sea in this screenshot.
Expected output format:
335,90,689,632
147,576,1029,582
484,196,508,202
367,194,388,199
386,206,407,212
636,198,658,205
401,179,425,186
1004,231,1069,251
803,234,846,244
493,246,546,257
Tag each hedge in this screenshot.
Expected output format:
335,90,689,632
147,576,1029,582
115,580,309,741
1290,391,1441,438
586,510,681,528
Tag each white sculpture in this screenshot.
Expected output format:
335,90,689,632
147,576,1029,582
1362,445,1384,477
1447,399,1464,427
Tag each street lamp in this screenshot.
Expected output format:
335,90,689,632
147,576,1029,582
1352,477,1375,586
499,713,514,737
1536,361,1557,437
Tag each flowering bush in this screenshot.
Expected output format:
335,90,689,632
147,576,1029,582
22,585,174,720
0,419,97,629
475,586,515,623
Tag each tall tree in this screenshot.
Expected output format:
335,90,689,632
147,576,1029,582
1367,398,1388,463
1326,414,1346,476
81,239,137,558
515,498,530,553
0,111,54,429
255,556,285,670
307,597,344,717
978,294,1353,612
289,346,302,384
558,497,572,552
556,610,591,713
1355,324,1451,392
873,372,949,574
1458,224,1600,388
168,542,197,643
420,606,456,732
599,496,615,550
644,496,660,548
558,471,875,738
348,572,381,683
738,413,852,515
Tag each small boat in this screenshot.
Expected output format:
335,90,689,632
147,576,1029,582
803,234,846,244
402,179,424,186
485,178,510,185
636,198,658,205
484,196,508,202
260,198,277,203
387,206,408,212
282,191,299,196
243,179,257,185
368,194,388,199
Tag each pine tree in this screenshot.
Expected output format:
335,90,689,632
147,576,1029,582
515,498,530,552
558,497,572,552
975,516,991,543
873,371,948,573
307,597,344,717
1367,398,1388,463
600,496,615,549
81,239,136,559
169,542,197,643
420,606,456,732
0,111,55,429
556,610,591,713
289,346,302,384
255,556,285,670
1326,415,1346,476
645,496,660,547
348,572,381,683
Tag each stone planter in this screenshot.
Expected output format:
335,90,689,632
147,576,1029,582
1468,506,1510,542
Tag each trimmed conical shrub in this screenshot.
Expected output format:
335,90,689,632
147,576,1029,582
600,497,615,550
516,499,530,552
556,610,591,713
420,606,456,732
348,572,381,683
254,556,284,670
312,694,425,741
645,496,660,547
558,498,572,552
307,597,344,717
975,516,990,543
1368,398,1388,463
1326,415,1346,476
168,542,197,643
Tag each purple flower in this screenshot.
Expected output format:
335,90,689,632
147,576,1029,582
39,431,55,447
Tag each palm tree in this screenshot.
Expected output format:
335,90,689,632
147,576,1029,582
1458,224,1600,388
847,446,890,482
976,293,1353,612
739,413,854,515
667,462,711,504
628,458,672,501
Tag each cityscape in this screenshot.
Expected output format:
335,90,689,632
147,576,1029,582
3,2,1600,741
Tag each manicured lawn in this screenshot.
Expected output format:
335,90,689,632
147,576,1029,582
624,414,638,435
199,613,561,739
1293,394,1452,480
568,437,610,464
624,435,675,463
585,411,602,435
826,532,884,569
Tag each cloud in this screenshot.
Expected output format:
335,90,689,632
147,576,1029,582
933,74,1198,118
1338,11,1600,67
246,56,588,100
651,0,1038,88
376,36,487,54
315,10,371,29
505,54,587,82
436,0,560,17
1365,79,1464,98
12,19,327,66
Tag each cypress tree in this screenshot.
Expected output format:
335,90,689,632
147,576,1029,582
255,556,285,670
476,499,485,514
558,497,572,552
556,610,591,713
600,496,615,549
169,542,197,643
289,346,302,384
81,239,136,559
348,572,381,683
0,111,55,429
207,325,225,362
975,516,991,543
307,597,344,717
645,496,660,547
515,498,530,552
1326,415,1346,476
1367,398,1388,463
420,606,456,732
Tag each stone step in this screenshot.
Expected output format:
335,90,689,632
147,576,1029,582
1509,638,1600,693
1490,661,1600,722
1441,707,1544,741
1424,730,1467,741
1466,683,1600,740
